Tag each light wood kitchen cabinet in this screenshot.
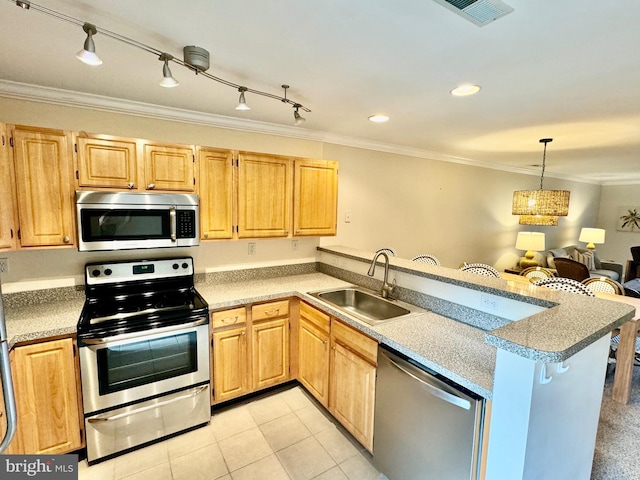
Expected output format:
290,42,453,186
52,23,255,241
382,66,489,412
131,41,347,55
75,133,195,192
5,338,83,455
293,159,338,236
211,307,248,403
252,300,290,390
298,302,330,407
237,153,292,238
75,133,139,189
0,123,18,250
11,125,75,248
329,319,377,452
143,142,195,192
198,147,234,240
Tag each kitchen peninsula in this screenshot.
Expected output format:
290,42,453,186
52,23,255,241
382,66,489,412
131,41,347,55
1,245,634,479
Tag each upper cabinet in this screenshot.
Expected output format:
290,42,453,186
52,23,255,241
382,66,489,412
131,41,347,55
237,153,292,238
293,159,338,236
75,133,139,189
11,125,75,248
198,147,234,240
143,142,195,192
75,132,196,192
0,124,17,250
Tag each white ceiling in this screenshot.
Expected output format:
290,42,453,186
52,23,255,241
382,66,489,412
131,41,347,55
1,0,639,184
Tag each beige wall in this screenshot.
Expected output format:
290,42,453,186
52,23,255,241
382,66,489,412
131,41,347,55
1,97,603,290
597,184,640,268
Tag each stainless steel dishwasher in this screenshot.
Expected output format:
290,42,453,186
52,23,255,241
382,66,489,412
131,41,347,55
373,346,485,480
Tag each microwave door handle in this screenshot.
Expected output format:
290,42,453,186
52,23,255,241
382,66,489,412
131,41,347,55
170,206,177,242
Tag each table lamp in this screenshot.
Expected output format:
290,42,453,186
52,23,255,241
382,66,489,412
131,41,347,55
579,228,605,250
515,232,546,268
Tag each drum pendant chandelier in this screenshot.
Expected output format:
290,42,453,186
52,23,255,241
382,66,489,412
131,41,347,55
512,138,570,222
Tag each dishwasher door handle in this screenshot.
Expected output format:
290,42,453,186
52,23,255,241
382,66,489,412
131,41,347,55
385,354,471,410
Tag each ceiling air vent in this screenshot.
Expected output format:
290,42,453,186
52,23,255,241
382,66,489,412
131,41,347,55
432,0,514,26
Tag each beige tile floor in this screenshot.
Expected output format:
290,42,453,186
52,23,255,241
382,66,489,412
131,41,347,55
78,386,385,480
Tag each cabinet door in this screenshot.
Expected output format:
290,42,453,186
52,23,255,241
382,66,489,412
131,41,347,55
76,134,139,189
9,338,82,455
237,153,292,238
198,147,234,239
252,318,290,390
143,143,195,192
12,126,75,247
293,159,338,236
213,326,248,403
0,124,17,250
299,318,330,407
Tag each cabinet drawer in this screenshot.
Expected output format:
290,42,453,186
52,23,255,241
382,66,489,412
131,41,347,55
331,319,378,365
252,300,289,321
212,307,247,329
300,302,330,333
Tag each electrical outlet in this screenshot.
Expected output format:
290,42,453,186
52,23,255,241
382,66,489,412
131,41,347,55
481,294,500,311
248,242,256,255
292,240,298,251
345,211,352,223
0,258,7,274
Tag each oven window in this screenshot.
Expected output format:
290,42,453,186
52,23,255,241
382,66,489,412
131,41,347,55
81,209,170,241
97,332,197,395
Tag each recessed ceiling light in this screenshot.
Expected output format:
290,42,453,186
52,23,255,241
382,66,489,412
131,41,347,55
368,114,389,123
450,84,481,96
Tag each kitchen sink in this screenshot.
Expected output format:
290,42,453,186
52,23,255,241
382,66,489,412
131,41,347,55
309,287,412,325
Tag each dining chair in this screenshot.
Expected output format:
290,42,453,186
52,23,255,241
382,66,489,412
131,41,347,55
553,257,591,282
375,247,397,257
535,277,595,296
520,266,554,283
582,277,626,296
411,254,441,266
459,263,501,278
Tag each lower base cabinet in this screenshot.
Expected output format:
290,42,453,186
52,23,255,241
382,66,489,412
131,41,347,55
4,337,83,454
329,319,377,452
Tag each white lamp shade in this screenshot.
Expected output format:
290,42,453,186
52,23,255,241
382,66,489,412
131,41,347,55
515,232,546,252
579,228,605,244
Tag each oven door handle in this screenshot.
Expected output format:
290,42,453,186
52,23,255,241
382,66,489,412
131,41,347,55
87,385,208,423
170,206,177,242
80,317,208,345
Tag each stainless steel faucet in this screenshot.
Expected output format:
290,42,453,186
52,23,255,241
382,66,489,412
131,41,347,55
367,251,396,299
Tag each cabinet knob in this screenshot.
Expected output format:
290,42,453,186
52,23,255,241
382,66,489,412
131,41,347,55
204,232,209,239
63,235,70,244
147,183,155,190
128,182,135,189
241,331,246,336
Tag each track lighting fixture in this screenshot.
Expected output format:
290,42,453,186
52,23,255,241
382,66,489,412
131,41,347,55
11,0,311,121
293,106,305,125
159,54,179,88
235,87,250,111
75,23,102,66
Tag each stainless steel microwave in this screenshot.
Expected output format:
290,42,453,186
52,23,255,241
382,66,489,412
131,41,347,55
76,191,199,252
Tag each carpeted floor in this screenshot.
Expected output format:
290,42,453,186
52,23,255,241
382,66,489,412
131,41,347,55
591,367,640,479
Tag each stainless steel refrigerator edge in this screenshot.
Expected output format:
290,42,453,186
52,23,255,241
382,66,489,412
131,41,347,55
0,277,17,453
373,346,485,480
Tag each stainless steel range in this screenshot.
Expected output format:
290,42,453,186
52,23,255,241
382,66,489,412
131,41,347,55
77,257,210,464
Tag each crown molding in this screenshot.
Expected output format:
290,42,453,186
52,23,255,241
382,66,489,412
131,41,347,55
0,80,607,185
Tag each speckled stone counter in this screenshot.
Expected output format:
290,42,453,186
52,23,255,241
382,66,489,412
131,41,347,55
3,245,634,401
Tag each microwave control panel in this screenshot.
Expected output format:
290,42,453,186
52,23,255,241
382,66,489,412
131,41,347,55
177,210,197,239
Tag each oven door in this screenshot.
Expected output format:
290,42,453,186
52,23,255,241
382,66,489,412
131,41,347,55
79,320,210,414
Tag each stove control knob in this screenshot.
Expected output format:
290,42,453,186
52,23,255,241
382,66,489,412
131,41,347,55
104,269,113,276
173,263,179,270
182,262,189,269
91,269,101,277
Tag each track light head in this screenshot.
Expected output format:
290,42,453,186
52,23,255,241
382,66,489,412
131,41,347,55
76,23,102,66
159,54,179,88
235,87,250,111
293,105,305,125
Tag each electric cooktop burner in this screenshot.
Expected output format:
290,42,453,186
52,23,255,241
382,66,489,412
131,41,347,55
77,257,208,339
